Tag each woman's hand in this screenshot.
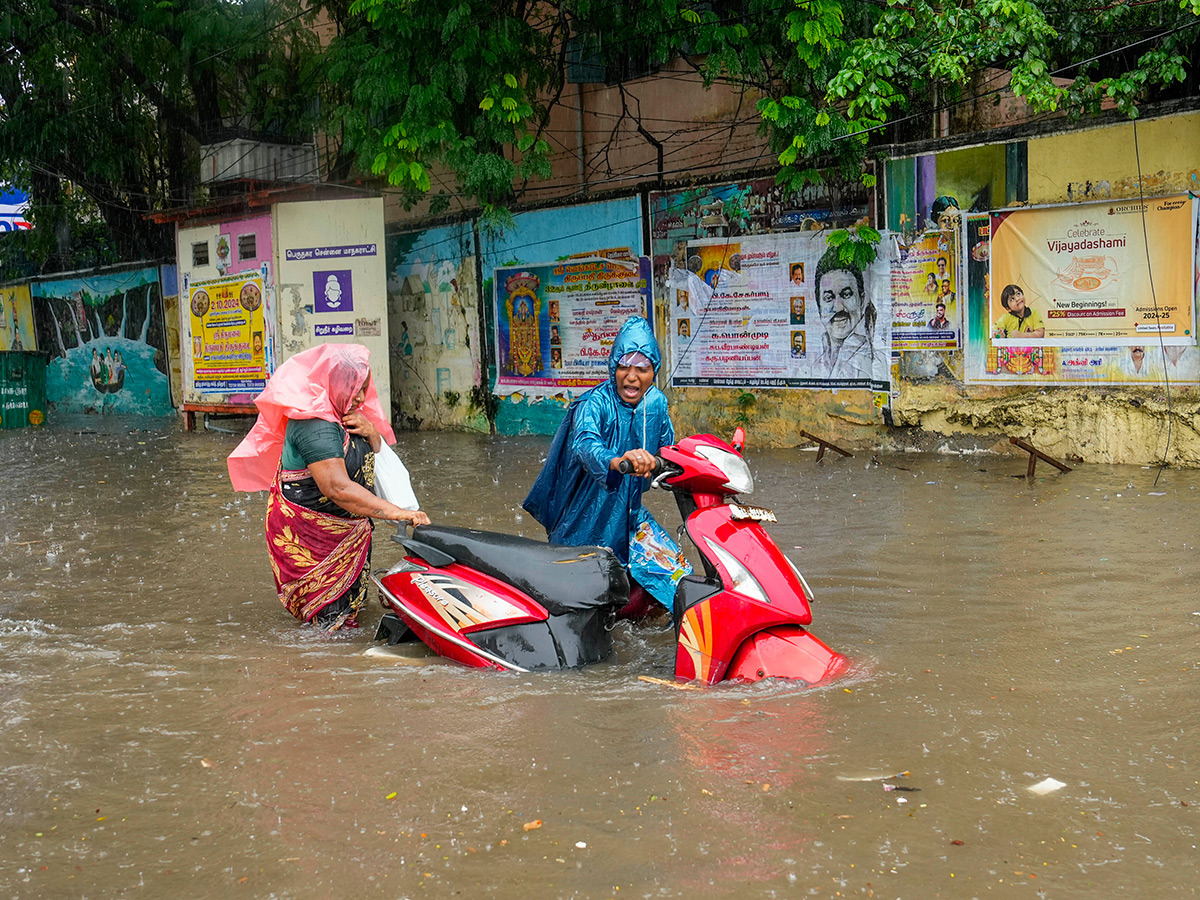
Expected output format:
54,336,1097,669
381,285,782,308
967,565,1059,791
395,509,431,527
342,410,382,452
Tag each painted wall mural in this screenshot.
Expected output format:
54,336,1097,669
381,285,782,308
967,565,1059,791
386,221,483,430
31,266,174,415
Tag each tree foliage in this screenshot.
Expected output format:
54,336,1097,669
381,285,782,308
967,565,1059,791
0,0,324,268
333,0,1200,210
2,0,1197,270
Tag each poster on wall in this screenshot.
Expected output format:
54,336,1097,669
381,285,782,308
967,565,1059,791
493,256,652,398
891,231,959,350
189,272,268,394
667,233,893,391
31,266,174,414
649,180,868,305
0,283,37,350
964,212,1200,384
990,195,1197,347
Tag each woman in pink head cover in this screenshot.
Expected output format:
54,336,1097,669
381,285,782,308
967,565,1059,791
228,343,429,631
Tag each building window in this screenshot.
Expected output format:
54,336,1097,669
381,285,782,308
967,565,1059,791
192,242,209,267
238,233,257,261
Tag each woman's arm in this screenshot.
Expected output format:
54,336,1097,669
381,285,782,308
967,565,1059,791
571,397,620,480
308,456,429,525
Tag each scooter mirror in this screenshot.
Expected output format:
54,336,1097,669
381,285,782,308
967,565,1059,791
731,426,745,453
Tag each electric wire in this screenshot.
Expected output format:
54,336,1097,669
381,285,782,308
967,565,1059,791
1131,118,1175,481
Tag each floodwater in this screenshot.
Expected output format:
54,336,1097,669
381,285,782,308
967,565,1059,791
1,418,1197,900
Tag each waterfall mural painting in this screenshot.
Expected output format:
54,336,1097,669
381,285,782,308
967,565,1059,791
31,265,175,416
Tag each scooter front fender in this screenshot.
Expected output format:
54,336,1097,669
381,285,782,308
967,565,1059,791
676,597,848,685
675,505,844,684
675,587,809,684
726,626,848,684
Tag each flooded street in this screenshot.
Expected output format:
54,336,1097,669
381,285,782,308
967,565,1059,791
1,420,1197,899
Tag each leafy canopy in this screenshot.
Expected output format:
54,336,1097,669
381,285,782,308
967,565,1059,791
332,0,1200,212
0,0,324,265
2,0,1196,269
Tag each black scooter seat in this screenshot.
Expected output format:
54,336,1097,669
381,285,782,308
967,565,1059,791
402,525,628,617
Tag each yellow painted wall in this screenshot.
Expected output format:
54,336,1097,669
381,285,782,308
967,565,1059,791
1028,110,1200,203
670,111,1200,466
936,143,1007,211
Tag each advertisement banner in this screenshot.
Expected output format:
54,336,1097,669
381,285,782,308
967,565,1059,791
990,196,1197,346
0,188,30,232
0,283,36,350
891,231,959,350
189,272,267,394
667,232,893,391
965,212,1200,384
493,256,652,397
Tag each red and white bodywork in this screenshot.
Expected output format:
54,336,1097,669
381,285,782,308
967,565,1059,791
374,428,848,685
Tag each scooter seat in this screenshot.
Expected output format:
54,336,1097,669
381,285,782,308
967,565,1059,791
404,525,628,617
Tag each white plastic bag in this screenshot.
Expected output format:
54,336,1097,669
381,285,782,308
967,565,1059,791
373,442,419,510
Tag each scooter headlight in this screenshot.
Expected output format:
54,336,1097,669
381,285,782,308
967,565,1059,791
704,538,769,604
695,446,754,495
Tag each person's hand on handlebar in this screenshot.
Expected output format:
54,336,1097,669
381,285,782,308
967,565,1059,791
388,509,431,527
611,448,657,477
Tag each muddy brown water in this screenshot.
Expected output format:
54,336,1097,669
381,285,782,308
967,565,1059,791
1,418,1197,899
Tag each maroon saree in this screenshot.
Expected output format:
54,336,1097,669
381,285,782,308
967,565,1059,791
264,431,376,630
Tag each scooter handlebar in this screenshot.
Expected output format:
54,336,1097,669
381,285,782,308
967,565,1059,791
617,456,664,477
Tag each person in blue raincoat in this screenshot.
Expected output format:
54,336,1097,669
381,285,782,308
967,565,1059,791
523,316,692,617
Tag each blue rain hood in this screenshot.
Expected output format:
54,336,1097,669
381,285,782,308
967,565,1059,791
607,316,661,380
522,315,673,565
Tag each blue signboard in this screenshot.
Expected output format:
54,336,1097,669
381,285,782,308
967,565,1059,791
0,188,30,232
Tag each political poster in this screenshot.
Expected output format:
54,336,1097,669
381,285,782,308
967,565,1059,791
989,196,1197,347
666,232,893,391
891,231,959,350
189,272,268,394
493,256,652,398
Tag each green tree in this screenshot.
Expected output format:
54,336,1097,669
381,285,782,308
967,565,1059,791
0,0,324,269
334,0,1200,213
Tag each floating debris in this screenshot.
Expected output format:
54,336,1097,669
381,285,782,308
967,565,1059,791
1028,777,1067,796
637,675,700,691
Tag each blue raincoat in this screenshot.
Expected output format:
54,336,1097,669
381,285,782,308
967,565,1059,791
523,317,691,608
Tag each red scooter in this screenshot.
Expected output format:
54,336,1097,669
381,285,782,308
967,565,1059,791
372,428,848,685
